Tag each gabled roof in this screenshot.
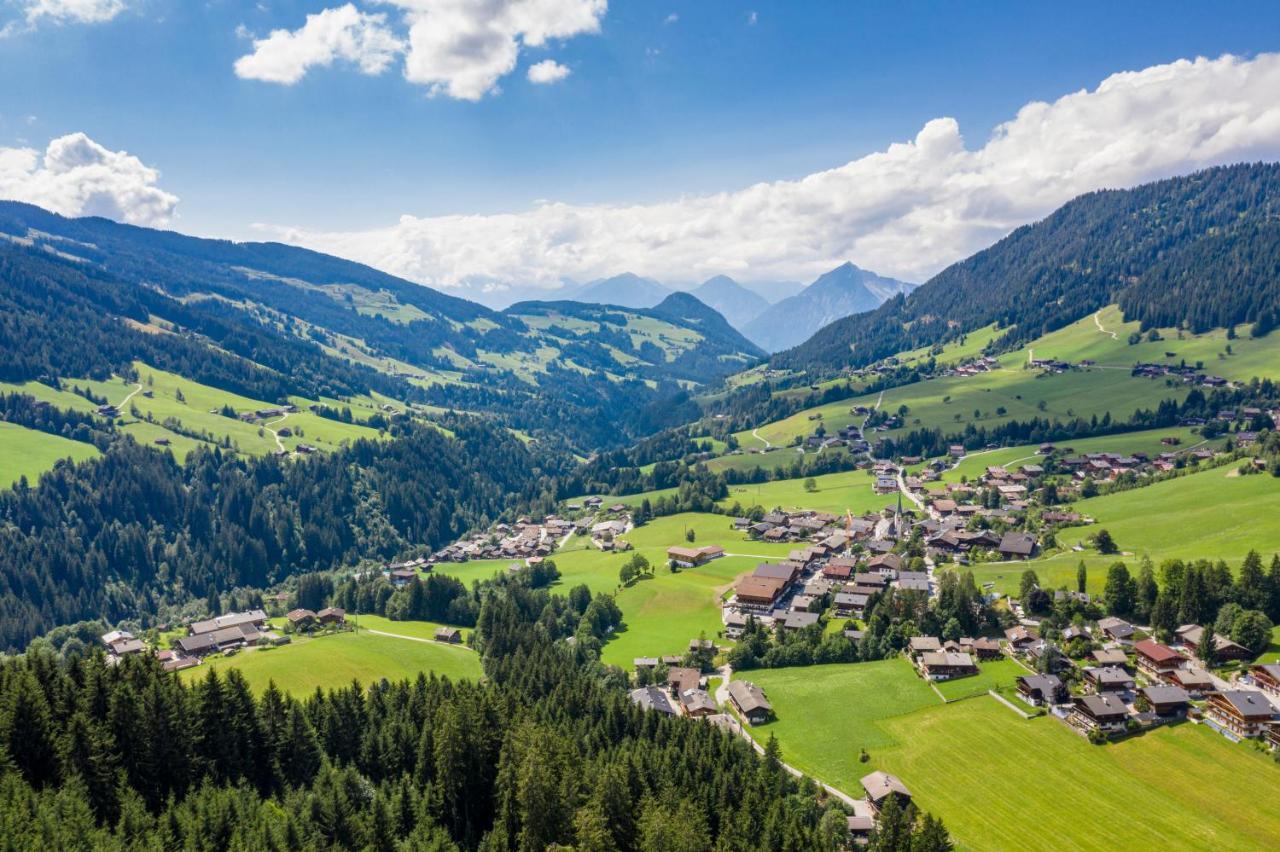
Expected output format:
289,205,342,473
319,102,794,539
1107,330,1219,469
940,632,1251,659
861,771,910,803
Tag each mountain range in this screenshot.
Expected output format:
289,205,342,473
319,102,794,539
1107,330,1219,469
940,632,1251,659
774,163,1280,373
741,263,916,352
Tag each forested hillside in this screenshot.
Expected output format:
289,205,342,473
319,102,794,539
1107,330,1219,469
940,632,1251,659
0,590,924,851
775,163,1280,373
0,202,761,448
0,419,561,650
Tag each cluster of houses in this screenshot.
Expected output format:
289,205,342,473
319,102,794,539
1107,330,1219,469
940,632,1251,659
285,606,348,632
1130,362,1232,388
904,635,1001,680
946,356,1001,378
628,653,736,726
725,513,930,637
1006,616,1280,745
430,513,582,564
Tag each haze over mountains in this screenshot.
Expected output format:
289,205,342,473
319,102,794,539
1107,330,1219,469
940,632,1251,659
547,265,914,352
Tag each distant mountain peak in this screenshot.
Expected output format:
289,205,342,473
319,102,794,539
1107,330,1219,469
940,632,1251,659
741,262,915,352
569,272,672,308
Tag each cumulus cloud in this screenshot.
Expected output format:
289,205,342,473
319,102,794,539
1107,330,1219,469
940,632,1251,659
0,132,178,226
269,52,1280,300
235,0,606,99
527,58,570,84
234,4,403,85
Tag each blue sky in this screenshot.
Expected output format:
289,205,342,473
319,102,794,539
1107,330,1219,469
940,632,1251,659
2,1,1280,303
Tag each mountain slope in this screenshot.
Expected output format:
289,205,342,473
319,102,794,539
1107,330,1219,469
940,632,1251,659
774,163,1280,373
0,202,757,448
569,272,672,308
742,262,916,352
688,275,771,330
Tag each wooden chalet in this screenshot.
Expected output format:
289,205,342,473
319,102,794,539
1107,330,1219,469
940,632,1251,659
1141,685,1190,717
1205,690,1276,738
1068,694,1129,735
917,651,978,681
1133,639,1185,682
1175,624,1253,662
727,680,773,725
1250,663,1280,698
860,771,911,812
1016,674,1065,706
1083,665,1134,693
434,627,462,643
666,544,725,567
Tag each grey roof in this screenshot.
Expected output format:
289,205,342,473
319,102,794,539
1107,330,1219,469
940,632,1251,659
680,688,717,714
629,686,677,715
1141,684,1190,705
727,680,772,714
189,609,267,636
1074,693,1128,719
783,612,820,630
1215,689,1276,719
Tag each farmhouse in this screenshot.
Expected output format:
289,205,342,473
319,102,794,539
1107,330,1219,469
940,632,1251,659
1068,694,1130,735
997,532,1037,559
907,636,942,659
1017,674,1065,706
727,680,773,725
434,627,462,643
188,609,267,637
286,608,316,628
734,576,788,609
175,623,263,656
917,651,978,681
317,607,345,625
666,667,701,695
1204,690,1276,738
1133,639,1185,681
1142,685,1191,717
666,544,725,567
860,771,911,812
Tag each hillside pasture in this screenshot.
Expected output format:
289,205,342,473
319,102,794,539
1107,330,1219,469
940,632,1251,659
0,421,100,488
181,628,482,694
750,658,1280,850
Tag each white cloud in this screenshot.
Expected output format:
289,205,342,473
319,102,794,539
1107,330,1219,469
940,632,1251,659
664,12,677,24
235,1,606,100
23,0,124,25
746,10,757,25
527,58,570,84
271,53,1280,302
234,4,403,85
0,132,178,226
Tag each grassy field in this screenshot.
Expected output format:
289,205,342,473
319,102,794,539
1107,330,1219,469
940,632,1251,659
180,628,481,694
921,425,1208,489
875,698,1280,851
728,307,1280,452
932,656,1025,701
750,658,1280,850
433,512,796,669
351,614,474,644
0,422,101,488
1053,463,1280,566
718,467,899,515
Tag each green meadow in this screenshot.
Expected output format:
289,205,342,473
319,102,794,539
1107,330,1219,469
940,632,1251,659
718,467,899,515
0,421,101,488
181,628,481,694
749,658,1280,850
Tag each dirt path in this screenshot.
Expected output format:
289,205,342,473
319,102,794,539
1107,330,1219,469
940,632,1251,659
116,382,144,411
1094,310,1118,340
363,628,477,652
752,427,773,449
263,412,291,453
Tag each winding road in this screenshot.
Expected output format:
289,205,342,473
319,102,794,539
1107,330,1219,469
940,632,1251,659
115,382,144,412
752,427,773,449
